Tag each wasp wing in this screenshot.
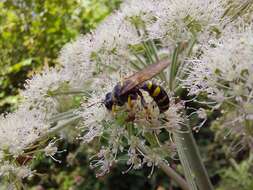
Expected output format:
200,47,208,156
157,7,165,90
120,59,170,95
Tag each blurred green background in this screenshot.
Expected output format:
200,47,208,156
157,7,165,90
0,0,252,189
0,0,120,113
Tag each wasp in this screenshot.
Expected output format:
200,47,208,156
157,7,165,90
104,59,170,114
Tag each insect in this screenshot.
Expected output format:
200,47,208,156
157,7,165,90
104,59,170,114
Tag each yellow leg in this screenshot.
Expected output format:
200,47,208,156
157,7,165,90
127,95,133,109
126,96,136,122
112,104,116,115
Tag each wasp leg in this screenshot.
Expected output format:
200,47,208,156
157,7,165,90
127,95,132,109
112,104,116,115
126,95,136,122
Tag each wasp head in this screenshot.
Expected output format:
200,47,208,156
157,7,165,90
104,92,114,110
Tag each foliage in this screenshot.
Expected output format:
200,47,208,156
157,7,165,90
0,0,121,112
217,155,253,190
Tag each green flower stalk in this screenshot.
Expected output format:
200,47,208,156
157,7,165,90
173,125,213,190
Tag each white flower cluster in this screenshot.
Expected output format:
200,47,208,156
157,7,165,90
0,105,49,157
182,25,253,148
182,26,253,105
59,0,227,74
0,104,48,180
148,0,225,46
1,0,252,182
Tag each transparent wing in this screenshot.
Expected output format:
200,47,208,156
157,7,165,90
120,59,170,95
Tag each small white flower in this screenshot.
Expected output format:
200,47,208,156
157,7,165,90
164,100,185,131
196,108,207,120
16,166,33,179
90,148,114,177
44,144,58,157
44,138,65,163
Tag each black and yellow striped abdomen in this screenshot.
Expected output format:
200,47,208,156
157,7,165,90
141,81,170,113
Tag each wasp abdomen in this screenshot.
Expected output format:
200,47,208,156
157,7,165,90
141,82,170,113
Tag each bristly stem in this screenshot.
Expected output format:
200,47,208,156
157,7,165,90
173,125,214,190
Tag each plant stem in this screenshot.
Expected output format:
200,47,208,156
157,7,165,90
138,144,189,190
143,41,155,64
158,161,190,190
47,116,82,136
169,45,180,91
148,40,159,62
35,116,82,144
173,125,214,190
51,90,89,96
49,108,81,122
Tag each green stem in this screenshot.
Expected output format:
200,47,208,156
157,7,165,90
34,116,82,144
143,41,155,64
169,45,180,91
50,90,89,97
147,40,168,83
173,125,214,190
133,53,147,66
149,40,159,62
130,60,142,71
159,161,190,190
48,116,82,136
229,158,239,171
245,119,253,135
138,144,189,190
49,108,81,123
230,0,253,22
